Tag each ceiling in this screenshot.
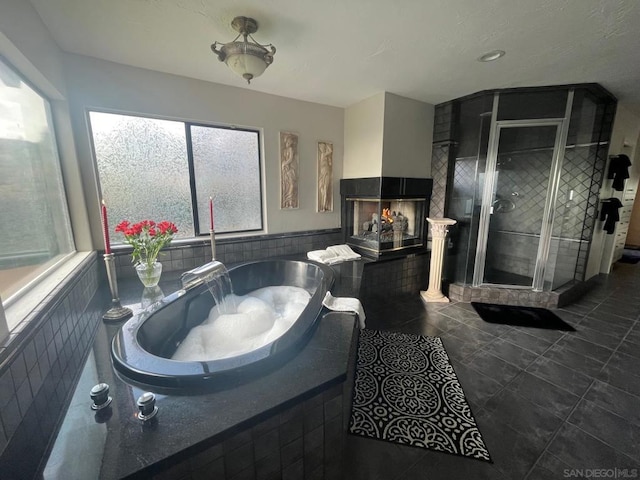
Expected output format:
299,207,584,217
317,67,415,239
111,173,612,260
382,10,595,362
29,0,640,111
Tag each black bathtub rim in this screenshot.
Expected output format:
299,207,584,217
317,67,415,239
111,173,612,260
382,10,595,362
110,259,335,388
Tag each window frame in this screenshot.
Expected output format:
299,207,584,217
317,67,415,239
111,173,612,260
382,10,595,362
0,54,78,333
87,109,265,240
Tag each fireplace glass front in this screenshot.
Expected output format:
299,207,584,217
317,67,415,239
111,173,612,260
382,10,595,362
344,197,426,257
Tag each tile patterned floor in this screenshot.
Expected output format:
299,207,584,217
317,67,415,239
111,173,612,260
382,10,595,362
339,263,640,479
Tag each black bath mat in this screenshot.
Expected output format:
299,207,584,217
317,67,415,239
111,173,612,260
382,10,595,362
349,329,491,462
471,302,575,331
619,255,640,264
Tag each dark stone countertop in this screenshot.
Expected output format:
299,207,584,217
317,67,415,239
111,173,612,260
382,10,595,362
40,257,365,480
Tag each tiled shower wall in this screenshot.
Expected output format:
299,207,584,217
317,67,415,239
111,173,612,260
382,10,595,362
431,91,615,288
428,102,453,222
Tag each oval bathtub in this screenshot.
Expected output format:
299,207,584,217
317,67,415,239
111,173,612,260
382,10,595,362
111,259,335,388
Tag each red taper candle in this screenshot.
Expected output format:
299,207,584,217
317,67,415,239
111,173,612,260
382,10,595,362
101,199,111,254
209,196,214,231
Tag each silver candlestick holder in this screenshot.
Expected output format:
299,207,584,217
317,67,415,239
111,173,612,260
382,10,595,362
102,253,133,322
210,229,216,260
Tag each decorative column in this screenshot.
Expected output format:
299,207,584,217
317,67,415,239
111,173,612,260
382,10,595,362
420,218,457,303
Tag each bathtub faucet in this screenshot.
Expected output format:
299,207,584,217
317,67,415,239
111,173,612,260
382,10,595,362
181,261,226,291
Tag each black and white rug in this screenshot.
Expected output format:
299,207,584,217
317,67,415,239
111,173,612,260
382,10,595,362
349,329,491,462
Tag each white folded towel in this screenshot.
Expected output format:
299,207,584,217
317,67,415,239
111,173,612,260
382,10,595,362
322,292,366,329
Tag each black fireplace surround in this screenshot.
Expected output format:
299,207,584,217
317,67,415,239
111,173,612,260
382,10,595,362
340,177,433,258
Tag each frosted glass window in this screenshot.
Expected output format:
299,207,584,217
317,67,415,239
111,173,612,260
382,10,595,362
191,126,262,232
0,57,74,308
90,112,263,239
90,112,194,238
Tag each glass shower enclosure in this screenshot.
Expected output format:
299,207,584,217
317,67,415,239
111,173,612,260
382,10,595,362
443,86,617,292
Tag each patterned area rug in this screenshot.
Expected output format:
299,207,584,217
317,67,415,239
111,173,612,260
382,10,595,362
349,329,491,462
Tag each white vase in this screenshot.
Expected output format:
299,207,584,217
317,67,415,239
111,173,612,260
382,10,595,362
135,261,163,288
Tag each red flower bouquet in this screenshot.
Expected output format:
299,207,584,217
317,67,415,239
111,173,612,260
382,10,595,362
115,220,178,270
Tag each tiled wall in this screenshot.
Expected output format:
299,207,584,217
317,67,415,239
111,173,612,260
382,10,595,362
0,253,103,474
114,229,344,278
359,253,429,298
429,102,454,222
143,382,348,480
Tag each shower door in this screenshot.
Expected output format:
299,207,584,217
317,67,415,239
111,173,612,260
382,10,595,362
473,120,566,291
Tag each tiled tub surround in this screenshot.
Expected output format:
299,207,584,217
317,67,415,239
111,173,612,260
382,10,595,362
0,228,353,479
0,253,103,470
41,293,357,480
113,228,344,279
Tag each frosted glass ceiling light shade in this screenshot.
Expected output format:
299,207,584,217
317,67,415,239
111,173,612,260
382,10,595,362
211,16,276,84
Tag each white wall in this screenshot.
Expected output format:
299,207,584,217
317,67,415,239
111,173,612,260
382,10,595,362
343,93,385,178
0,0,92,251
586,103,640,278
343,92,433,180
62,54,344,244
382,93,433,178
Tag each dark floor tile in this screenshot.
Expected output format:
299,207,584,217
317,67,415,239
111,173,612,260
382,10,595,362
453,312,513,336
550,309,584,327
362,294,434,328
443,323,498,345
481,338,540,369
606,351,640,378
559,299,599,316
505,372,581,419
398,311,463,336
525,464,563,480
499,330,554,355
462,350,522,386
339,435,426,480
439,332,492,362
517,327,567,343
598,361,640,398
474,410,547,479
439,303,481,322
546,423,639,470
578,315,634,336
568,399,640,461
625,325,640,346
449,362,504,407
553,336,614,363
541,345,605,378
570,324,623,350
481,390,563,446
527,451,573,480
397,318,447,338
402,449,508,480
591,301,640,320
617,340,640,360
526,357,593,397
583,380,640,426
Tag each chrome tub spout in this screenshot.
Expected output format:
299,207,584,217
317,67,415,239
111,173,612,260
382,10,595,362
181,261,225,291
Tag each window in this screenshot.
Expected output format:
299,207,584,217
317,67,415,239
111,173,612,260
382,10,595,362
0,56,75,311
89,111,263,240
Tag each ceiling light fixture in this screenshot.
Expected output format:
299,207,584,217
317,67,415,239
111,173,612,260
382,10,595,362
477,50,506,62
211,16,276,84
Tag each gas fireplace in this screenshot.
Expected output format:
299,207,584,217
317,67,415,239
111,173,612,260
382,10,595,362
340,177,432,258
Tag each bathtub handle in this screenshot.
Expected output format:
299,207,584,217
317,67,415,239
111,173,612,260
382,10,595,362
137,392,158,421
